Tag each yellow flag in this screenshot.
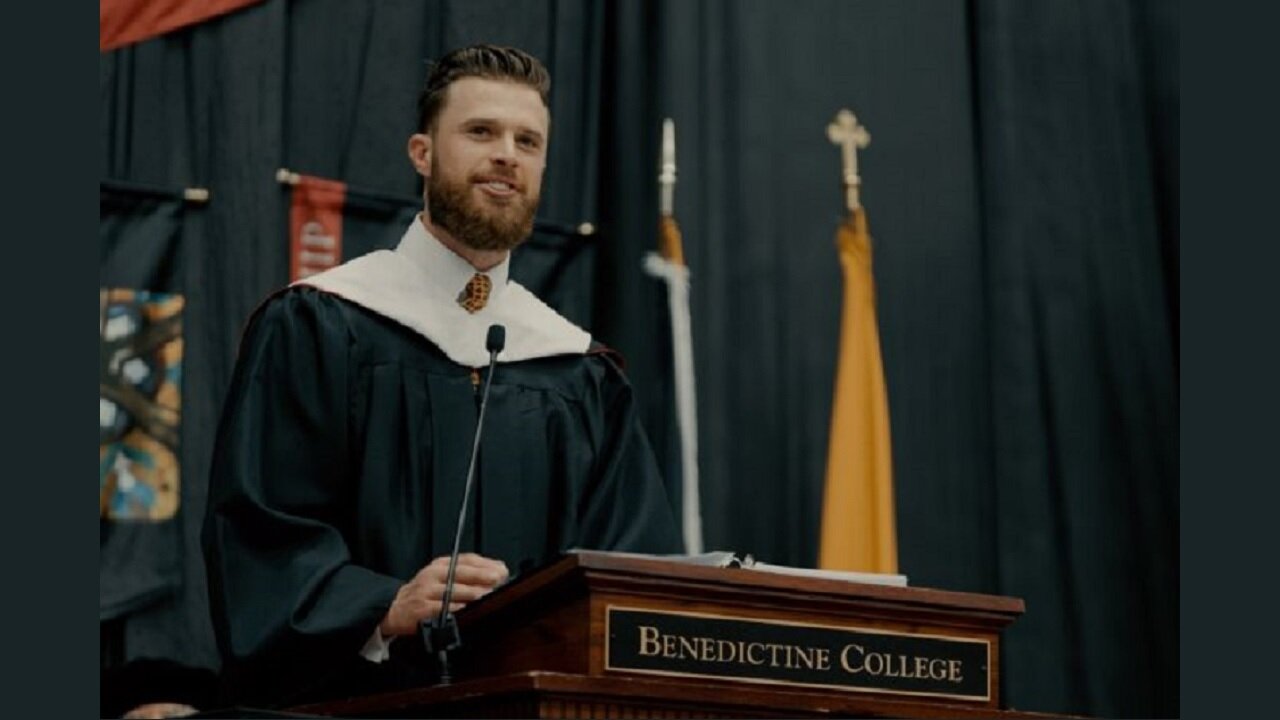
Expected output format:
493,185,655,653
658,216,685,265
818,207,898,572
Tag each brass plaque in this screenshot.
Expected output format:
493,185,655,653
605,606,990,702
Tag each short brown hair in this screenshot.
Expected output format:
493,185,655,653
416,44,551,133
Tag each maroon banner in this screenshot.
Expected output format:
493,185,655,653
289,175,347,282
100,0,264,51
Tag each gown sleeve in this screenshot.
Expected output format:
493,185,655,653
566,353,684,555
201,289,402,706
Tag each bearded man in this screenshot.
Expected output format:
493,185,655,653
201,44,681,709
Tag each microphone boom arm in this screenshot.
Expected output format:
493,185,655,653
421,324,506,685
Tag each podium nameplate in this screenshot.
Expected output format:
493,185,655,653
605,605,990,702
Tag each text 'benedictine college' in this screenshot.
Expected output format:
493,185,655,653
606,607,990,701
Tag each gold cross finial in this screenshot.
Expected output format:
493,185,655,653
827,109,871,213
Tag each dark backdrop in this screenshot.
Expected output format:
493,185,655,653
99,1,1178,716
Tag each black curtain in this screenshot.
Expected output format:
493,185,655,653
970,0,1179,715
99,184,215,717
597,2,1177,716
100,1,1177,716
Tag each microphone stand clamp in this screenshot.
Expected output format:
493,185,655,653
421,614,461,684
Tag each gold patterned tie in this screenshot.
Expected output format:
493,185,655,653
457,272,492,313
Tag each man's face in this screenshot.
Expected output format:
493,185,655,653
417,77,549,252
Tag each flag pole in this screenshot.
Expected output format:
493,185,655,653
643,119,704,554
276,168,592,241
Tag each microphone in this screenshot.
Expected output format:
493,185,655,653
422,324,506,684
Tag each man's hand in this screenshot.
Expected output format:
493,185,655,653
378,553,509,637
122,703,196,719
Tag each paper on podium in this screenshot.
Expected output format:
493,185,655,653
569,549,908,586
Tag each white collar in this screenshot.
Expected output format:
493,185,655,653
397,217,512,307
293,218,593,367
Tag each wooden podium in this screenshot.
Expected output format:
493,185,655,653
295,552,1066,718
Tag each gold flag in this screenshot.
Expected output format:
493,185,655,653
658,216,685,265
818,207,898,572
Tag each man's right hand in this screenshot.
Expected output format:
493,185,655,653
378,553,510,637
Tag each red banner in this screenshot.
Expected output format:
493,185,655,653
289,175,347,282
100,0,265,51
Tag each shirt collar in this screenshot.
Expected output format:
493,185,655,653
395,215,511,307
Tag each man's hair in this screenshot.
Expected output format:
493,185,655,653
416,44,551,133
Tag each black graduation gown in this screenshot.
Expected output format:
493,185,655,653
202,288,681,707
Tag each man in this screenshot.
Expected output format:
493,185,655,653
202,44,681,708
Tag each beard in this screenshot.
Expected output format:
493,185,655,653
427,163,539,252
